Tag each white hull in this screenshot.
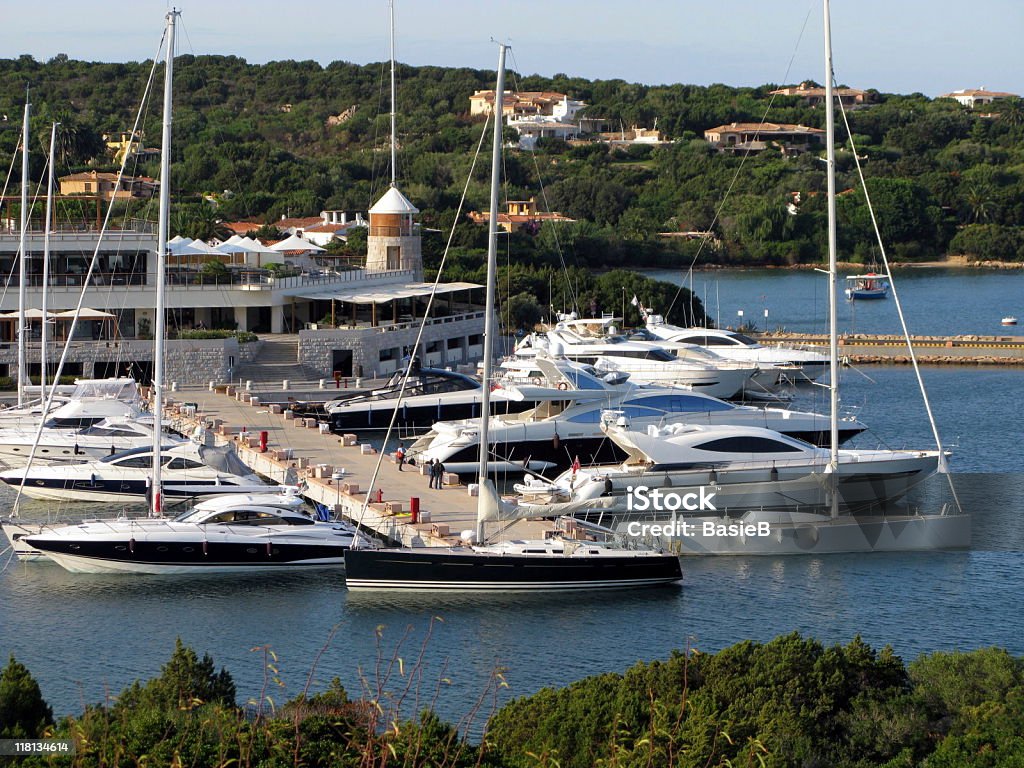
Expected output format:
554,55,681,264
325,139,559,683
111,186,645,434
37,550,344,574
1,521,48,560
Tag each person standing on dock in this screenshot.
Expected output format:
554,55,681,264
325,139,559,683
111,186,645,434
396,442,406,471
435,459,445,489
428,459,439,489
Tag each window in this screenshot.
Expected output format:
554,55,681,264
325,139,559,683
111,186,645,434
112,456,153,468
629,395,733,413
165,457,205,470
694,437,804,453
386,246,401,270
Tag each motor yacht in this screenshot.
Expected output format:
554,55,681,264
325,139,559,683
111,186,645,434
23,488,363,574
0,440,268,503
411,357,864,475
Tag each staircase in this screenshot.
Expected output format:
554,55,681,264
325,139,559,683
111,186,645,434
231,335,322,387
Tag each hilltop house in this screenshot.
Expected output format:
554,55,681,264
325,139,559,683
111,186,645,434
59,171,158,201
769,82,872,107
470,90,587,149
938,88,1019,108
468,198,574,234
704,122,825,155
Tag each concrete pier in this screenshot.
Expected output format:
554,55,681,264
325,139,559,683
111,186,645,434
755,333,1024,365
167,387,553,547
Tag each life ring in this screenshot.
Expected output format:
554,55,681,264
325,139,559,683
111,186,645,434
557,382,568,391
531,376,543,386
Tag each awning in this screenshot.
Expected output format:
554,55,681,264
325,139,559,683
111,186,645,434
55,308,116,319
294,281,482,304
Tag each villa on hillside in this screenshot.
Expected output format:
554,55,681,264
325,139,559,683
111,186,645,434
704,122,825,155
468,198,574,234
769,82,872,107
59,171,158,201
470,89,588,149
938,87,1019,108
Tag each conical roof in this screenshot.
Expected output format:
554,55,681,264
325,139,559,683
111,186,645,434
369,185,419,215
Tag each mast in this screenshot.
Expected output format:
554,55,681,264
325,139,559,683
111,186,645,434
17,100,30,407
823,0,840,517
41,122,59,402
389,0,397,186
475,43,507,544
151,8,178,516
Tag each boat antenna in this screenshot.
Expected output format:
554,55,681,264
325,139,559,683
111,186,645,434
41,122,59,403
476,42,508,545
823,0,840,518
151,7,179,517
17,95,29,407
389,0,397,187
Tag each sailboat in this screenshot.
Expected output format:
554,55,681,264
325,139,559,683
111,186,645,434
344,41,681,590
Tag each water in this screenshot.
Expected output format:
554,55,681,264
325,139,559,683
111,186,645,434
1,364,1022,721
644,267,1024,336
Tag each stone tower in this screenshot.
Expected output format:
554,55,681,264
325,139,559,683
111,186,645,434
365,186,422,279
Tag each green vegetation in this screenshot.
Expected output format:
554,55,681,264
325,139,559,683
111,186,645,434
5,634,1024,766
2,56,1023,269
171,329,259,343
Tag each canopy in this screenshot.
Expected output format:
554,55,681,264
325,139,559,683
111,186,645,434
0,308,56,319
55,308,116,319
294,281,482,304
269,233,326,252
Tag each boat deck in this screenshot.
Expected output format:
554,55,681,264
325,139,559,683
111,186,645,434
165,385,554,547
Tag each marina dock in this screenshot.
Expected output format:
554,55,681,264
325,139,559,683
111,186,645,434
166,385,554,547
756,333,1024,365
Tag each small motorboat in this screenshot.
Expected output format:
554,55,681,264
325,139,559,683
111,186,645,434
844,273,889,300
1001,316,1018,326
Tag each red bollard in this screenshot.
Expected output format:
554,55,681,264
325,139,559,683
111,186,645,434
259,430,268,453
375,488,384,504
334,371,341,389
410,497,420,524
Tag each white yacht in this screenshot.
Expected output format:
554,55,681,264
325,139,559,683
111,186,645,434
0,415,183,468
23,488,363,574
640,315,829,381
411,357,864,475
528,421,940,513
0,440,268,503
511,316,757,398
0,378,144,429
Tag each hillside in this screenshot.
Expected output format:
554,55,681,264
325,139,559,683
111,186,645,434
2,55,1023,274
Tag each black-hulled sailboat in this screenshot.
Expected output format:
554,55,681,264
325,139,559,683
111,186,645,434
344,41,681,591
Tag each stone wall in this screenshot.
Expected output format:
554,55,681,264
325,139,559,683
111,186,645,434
298,313,487,378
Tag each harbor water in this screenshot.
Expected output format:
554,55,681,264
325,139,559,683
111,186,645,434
1,363,1021,721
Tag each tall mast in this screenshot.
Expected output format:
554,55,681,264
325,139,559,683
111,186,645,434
476,43,507,544
823,0,840,517
389,0,397,186
41,122,59,402
17,100,30,407
151,8,178,516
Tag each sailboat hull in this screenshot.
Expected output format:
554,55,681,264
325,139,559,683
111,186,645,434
344,547,682,590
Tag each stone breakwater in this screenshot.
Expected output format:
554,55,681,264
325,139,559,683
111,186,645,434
756,333,1024,366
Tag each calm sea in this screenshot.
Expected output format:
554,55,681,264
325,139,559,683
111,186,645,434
1,269,1021,721
642,267,1024,336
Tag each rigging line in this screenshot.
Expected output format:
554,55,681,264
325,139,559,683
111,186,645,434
506,51,579,314
11,26,167,516
666,7,814,321
835,81,962,514
352,110,493,537
0,136,27,311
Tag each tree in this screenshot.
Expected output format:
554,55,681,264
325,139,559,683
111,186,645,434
116,639,236,712
0,656,53,738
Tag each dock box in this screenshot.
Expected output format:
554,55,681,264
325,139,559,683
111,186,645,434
318,423,331,434
418,509,431,523
431,523,450,538
419,463,430,476
283,410,295,421
304,418,318,429
342,482,360,495
296,457,309,469
467,483,479,497
360,444,376,455
249,397,260,407
341,433,357,446
442,472,460,486
270,404,283,414
384,501,404,515
314,464,334,479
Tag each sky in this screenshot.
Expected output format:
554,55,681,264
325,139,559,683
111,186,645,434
1,1,1022,98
